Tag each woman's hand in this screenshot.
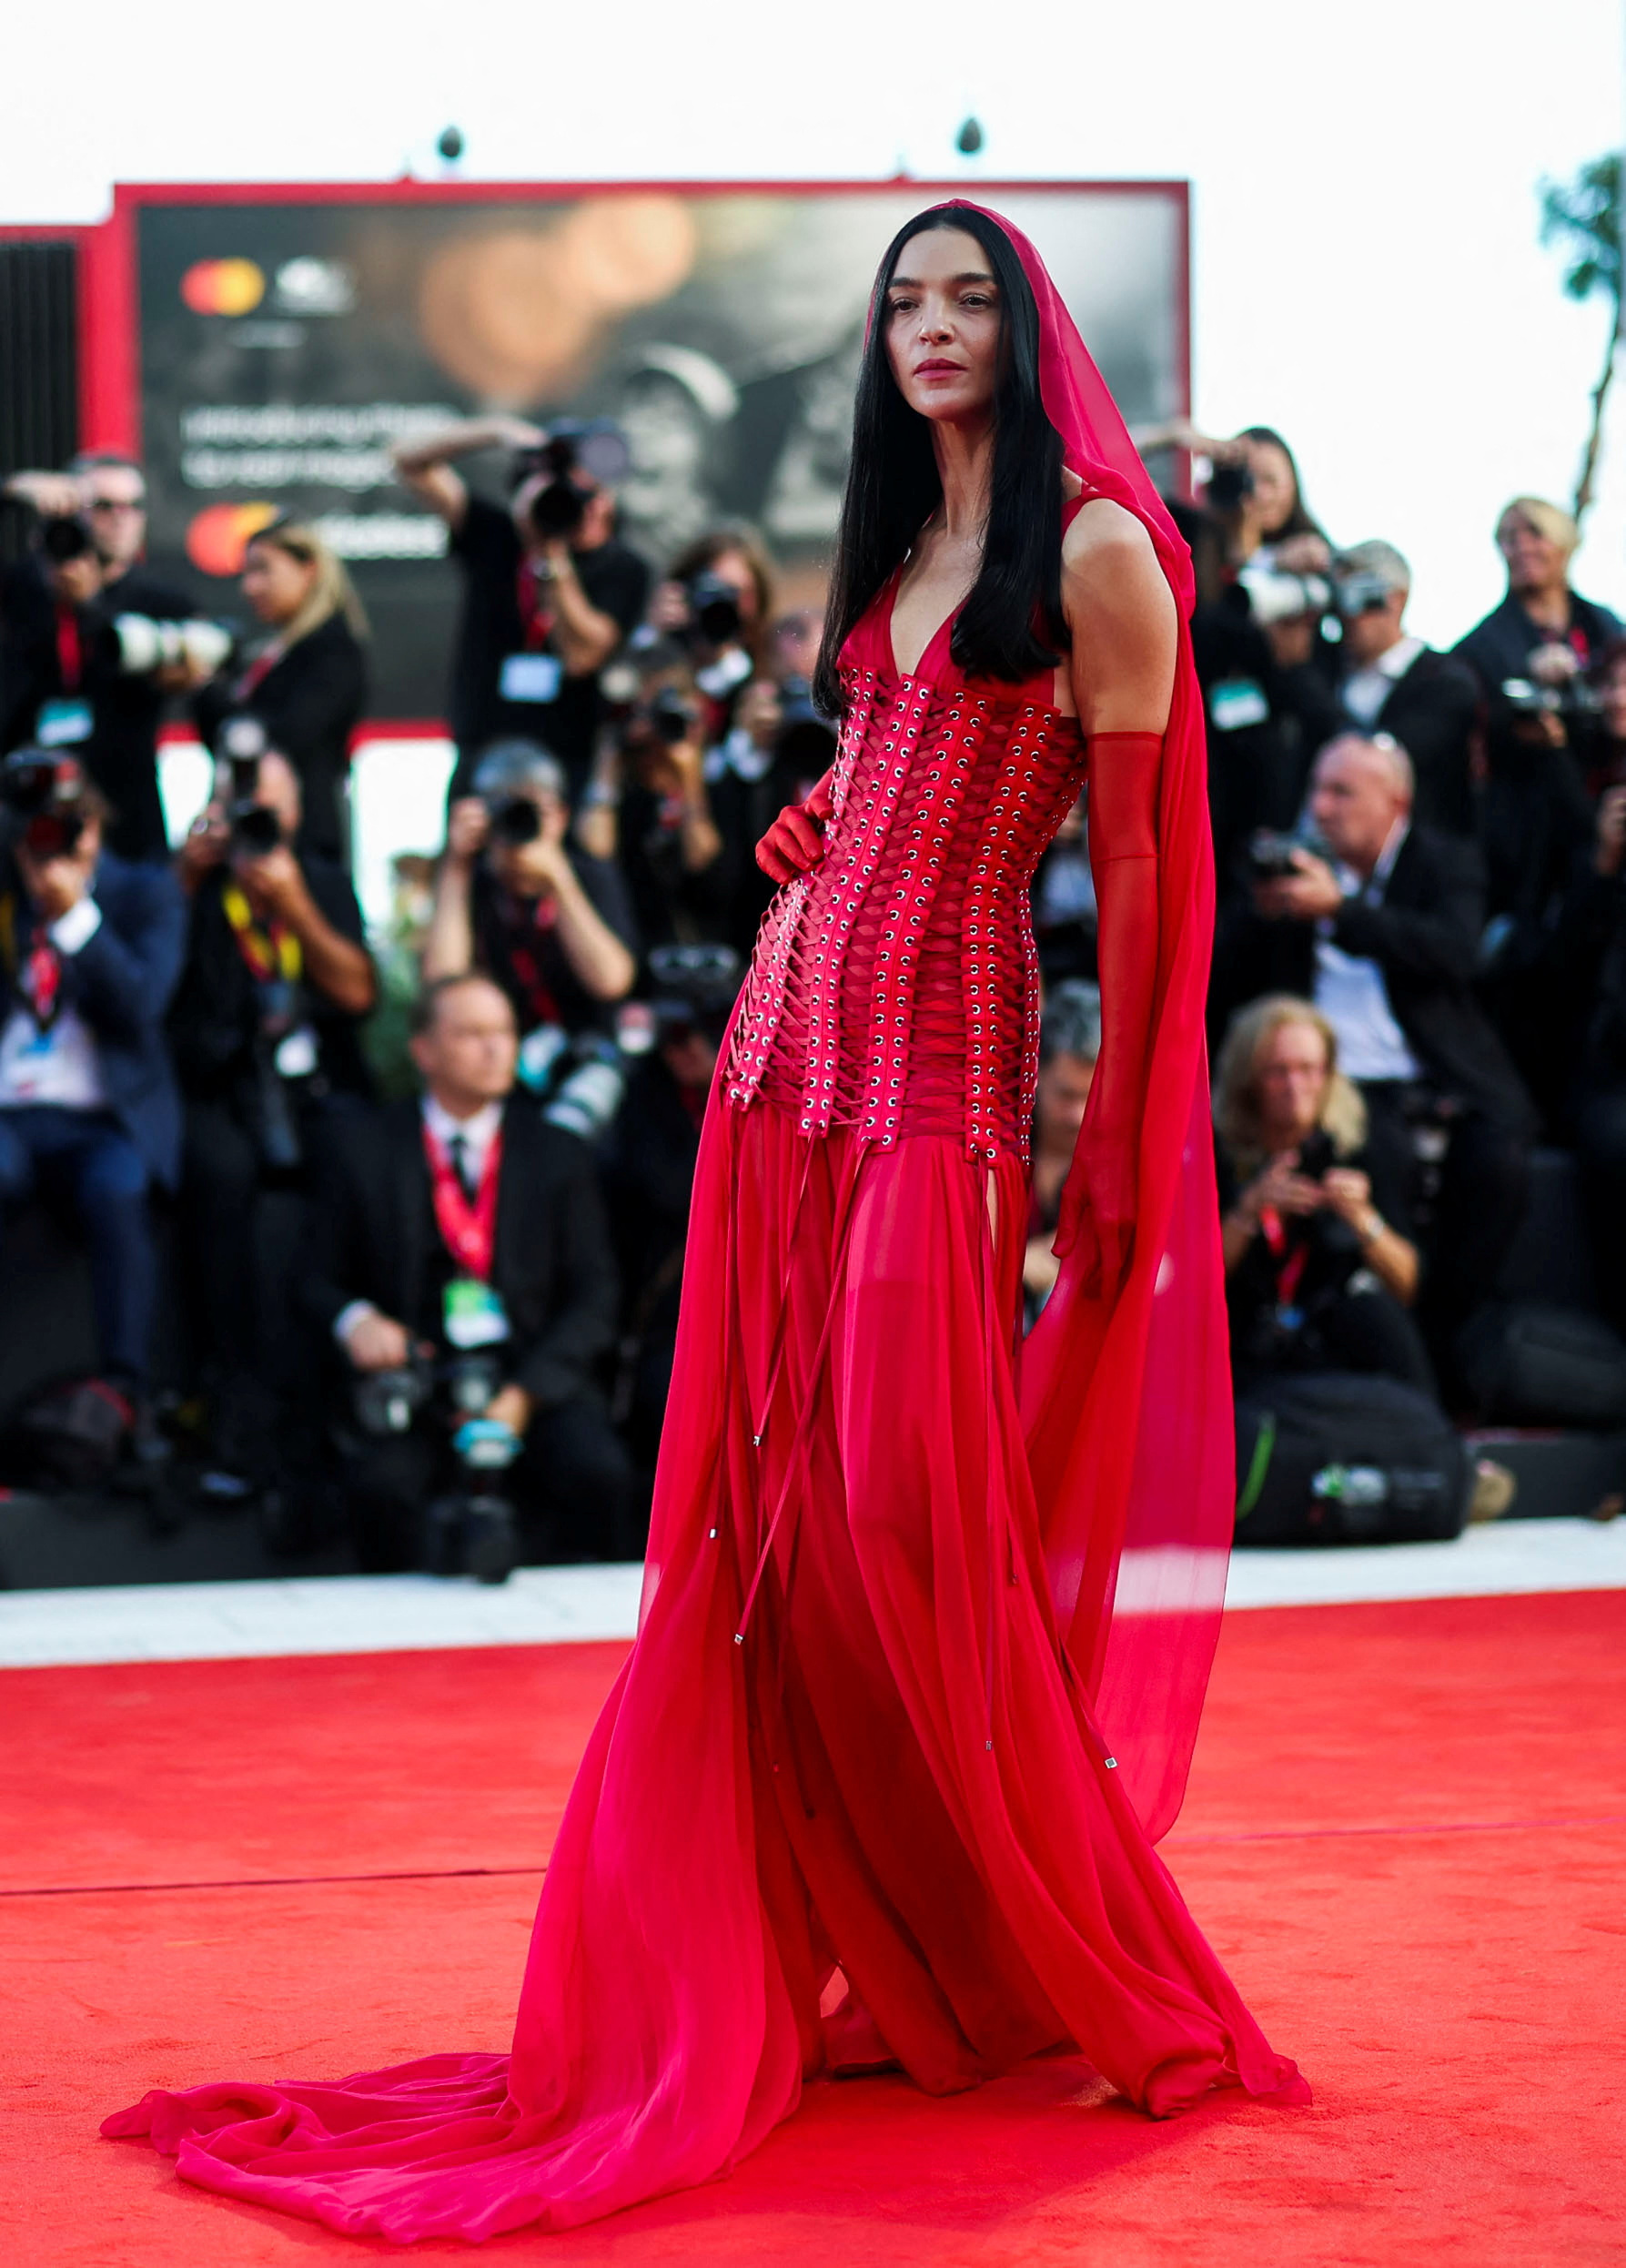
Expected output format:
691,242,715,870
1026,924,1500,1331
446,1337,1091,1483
1318,1166,1373,1230
755,775,834,885
1246,1151,1325,1221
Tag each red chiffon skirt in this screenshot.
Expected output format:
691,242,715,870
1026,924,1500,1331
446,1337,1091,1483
106,1098,1302,2242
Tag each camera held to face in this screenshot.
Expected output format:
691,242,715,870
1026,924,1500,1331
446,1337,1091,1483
514,420,631,546
218,716,283,856
0,749,91,860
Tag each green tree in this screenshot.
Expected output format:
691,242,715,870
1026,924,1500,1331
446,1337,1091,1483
1540,152,1623,525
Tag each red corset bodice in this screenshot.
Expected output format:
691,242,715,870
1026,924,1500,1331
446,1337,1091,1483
724,594,1086,1163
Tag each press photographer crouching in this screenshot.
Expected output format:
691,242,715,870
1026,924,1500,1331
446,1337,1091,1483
0,750,186,1453
392,417,650,805
1216,997,1429,1393
0,507,227,863
1214,730,1537,1378
423,742,638,1137
168,732,377,1483
307,974,633,1577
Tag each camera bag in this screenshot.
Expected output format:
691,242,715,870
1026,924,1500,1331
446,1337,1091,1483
1234,1371,1470,1545
1456,1301,1626,1428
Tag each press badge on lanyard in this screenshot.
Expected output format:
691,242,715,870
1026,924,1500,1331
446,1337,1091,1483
444,1278,510,1349
499,653,562,704
1207,677,1269,734
423,1124,511,1348
35,697,93,748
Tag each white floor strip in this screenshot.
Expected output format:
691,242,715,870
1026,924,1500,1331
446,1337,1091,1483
0,1521,1621,1671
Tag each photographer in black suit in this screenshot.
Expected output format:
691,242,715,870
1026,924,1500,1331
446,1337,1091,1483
1214,731,1535,1365
306,974,632,1573
1331,542,1480,837
169,744,377,1481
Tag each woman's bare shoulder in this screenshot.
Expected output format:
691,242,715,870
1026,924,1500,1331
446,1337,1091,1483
1061,493,1157,573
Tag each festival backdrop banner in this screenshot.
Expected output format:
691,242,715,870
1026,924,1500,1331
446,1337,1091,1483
134,185,1188,720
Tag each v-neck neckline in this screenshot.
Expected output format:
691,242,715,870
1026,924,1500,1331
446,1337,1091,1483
887,566,964,682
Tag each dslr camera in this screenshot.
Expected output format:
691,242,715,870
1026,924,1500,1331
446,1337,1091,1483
351,1351,520,1584
1237,560,1333,630
678,570,743,649
0,748,91,859
218,716,283,855
514,420,631,544
38,519,235,679
1247,826,1312,881
1500,674,1603,724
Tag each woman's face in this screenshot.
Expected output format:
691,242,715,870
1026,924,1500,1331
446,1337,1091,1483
1255,1019,1330,1145
242,540,318,627
884,227,1003,428
1244,440,1298,536
1498,511,1568,598
1601,658,1626,742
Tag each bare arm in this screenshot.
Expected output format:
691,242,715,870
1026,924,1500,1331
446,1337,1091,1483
389,416,543,535
3,470,82,516
240,852,376,1016
543,545,623,676
421,799,486,980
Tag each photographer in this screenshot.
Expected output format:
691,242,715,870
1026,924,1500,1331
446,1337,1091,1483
1454,497,1622,718
604,943,739,1484
1331,542,1480,837
423,742,637,1073
1214,996,1429,1394
1215,731,1535,1368
0,501,219,864
704,675,836,960
648,527,776,741
168,744,376,1478
576,646,725,959
391,417,650,805
192,521,369,866
306,973,632,1573
1151,425,1341,890
0,751,186,1426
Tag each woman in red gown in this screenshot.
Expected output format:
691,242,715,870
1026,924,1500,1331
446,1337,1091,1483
106,202,1304,2241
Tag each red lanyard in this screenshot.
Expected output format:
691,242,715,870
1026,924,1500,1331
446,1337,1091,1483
515,560,555,651
423,1122,503,1281
54,605,83,692
1258,1207,1308,1311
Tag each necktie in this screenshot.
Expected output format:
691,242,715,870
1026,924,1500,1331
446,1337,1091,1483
447,1133,477,1201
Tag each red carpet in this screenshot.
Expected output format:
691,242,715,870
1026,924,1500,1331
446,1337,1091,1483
3,1591,1622,2264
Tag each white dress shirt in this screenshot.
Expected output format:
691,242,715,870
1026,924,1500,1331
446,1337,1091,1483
1341,633,1425,730
334,1096,507,1351
0,896,107,1111
1312,822,1420,1083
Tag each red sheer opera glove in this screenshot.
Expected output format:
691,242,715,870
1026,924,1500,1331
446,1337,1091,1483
755,771,835,884
1055,729,1164,1294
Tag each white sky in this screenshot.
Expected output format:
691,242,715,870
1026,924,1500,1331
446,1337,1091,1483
4,0,1624,648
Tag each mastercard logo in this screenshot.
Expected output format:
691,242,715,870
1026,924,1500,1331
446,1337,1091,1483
186,501,278,577
180,258,266,316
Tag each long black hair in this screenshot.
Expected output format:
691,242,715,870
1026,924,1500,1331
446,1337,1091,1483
812,206,1067,719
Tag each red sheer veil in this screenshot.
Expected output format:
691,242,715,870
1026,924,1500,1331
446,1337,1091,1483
928,200,1230,1842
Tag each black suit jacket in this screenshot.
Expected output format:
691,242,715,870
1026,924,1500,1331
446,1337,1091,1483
0,849,187,1185
1212,824,1537,1134
1369,647,1480,838
194,614,368,864
302,1097,619,1406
